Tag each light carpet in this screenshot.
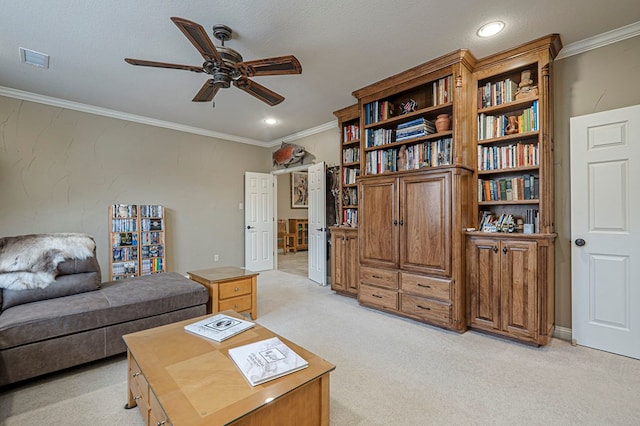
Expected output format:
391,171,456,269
1,269,639,425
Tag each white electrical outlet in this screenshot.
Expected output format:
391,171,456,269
214,254,219,262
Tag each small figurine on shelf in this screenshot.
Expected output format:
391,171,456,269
400,99,417,115
505,115,519,134
515,69,538,100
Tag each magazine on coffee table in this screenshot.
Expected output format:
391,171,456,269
184,313,254,342
228,337,308,386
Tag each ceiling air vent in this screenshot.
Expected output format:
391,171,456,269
19,47,49,68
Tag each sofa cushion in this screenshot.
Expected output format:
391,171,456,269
0,272,208,350
0,256,101,311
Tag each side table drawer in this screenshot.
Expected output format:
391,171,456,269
359,284,398,310
219,294,252,313
129,356,149,404
219,278,252,299
150,388,172,426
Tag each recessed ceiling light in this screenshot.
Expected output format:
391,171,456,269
477,21,505,38
19,47,49,68
264,118,278,125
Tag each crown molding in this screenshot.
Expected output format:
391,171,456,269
556,20,640,60
0,86,269,147
267,120,338,147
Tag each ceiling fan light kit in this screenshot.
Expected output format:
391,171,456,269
124,17,302,107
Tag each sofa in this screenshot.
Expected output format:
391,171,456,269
0,235,208,386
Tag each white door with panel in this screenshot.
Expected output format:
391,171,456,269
308,162,326,285
244,172,274,272
570,104,640,359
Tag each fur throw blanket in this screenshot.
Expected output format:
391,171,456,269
0,233,96,290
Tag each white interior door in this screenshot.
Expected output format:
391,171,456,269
308,162,326,285
570,104,640,359
244,172,274,272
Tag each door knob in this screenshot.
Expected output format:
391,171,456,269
575,238,586,247
246,225,254,229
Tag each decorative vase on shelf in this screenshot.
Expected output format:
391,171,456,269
435,114,451,132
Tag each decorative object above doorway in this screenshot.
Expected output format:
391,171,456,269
291,171,308,208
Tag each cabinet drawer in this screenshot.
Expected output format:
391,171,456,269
219,278,252,299
218,294,252,313
129,356,149,405
401,294,451,324
401,273,451,302
359,284,398,310
150,388,172,426
360,267,398,289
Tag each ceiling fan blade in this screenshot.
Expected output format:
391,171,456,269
233,77,285,106
170,17,222,62
193,79,221,102
124,58,204,73
239,55,302,77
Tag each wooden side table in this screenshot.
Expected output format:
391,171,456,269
187,266,258,319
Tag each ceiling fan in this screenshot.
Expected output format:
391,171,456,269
124,17,302,107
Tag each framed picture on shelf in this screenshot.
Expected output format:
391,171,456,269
291,171,308,208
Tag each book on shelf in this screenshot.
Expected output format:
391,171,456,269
184,313,254,343
228,337,308,386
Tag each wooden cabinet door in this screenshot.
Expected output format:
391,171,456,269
399,172,451,275
359,176,398,268
331,231,346,292
500,239,538,339
345,231,359,293
467,237,501,330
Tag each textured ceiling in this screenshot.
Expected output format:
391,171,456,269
1,1,639,146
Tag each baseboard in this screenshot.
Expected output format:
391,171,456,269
553,326,572,342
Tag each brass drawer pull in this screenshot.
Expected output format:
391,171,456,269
372,275,382,279
156,421,166,426
234,287,240,291
132,372,140,377
372,294,383,299
417,305,431,311
417,284,431,288
133,395,142,401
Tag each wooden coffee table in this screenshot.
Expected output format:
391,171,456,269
123,311,335,425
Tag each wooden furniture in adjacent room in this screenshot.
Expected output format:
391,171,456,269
333,104,361,226
353,50,476,333
277,219,297,254
187,267,258,320
288,218,309,251
329,226,359,297
123,311,335,426
109,204,166,280
465,35,560,345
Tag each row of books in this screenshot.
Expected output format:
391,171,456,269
141,245,163,258
112,232,138,247
395,117,435,142
112,204,137,218
477,101,538,140
141,231,163,245
432,75,453,105
478,174,539,202
343,168,360,185
364,138,452,175
343,124,360,142
112,247,138,262
140,218,163,231
342,147,360,163
141,257,163,274
111,261,138,277
139,205,163,218
365,127,394,147
477,78,519,109
342,208,358,227
477,142,539,171
479,209,538,233
111,218,137,232
364,100,395,125
343,187,358,206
